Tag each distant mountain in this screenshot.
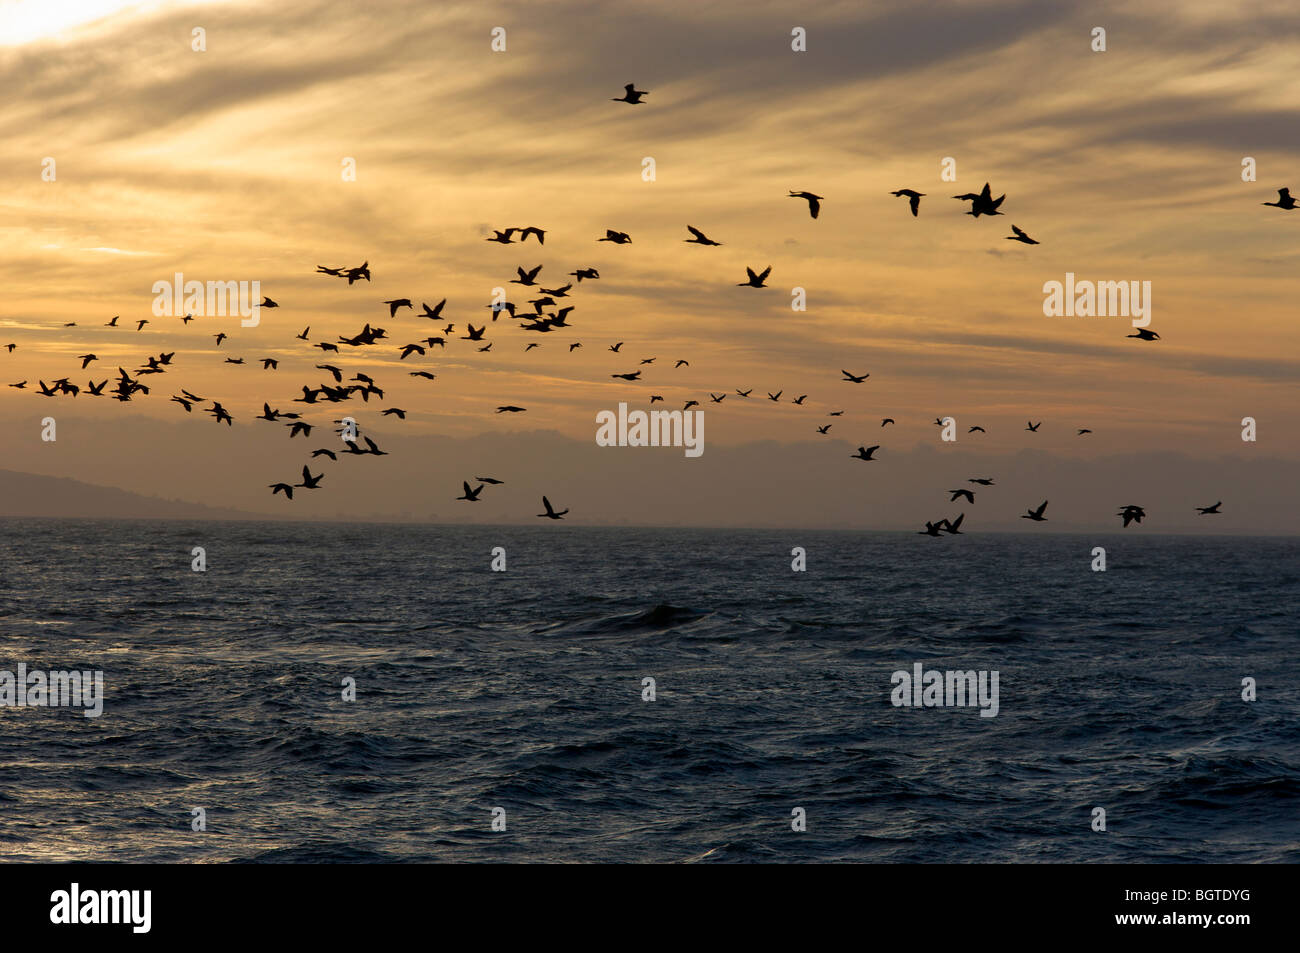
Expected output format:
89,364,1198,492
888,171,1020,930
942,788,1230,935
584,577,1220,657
0,468,257,520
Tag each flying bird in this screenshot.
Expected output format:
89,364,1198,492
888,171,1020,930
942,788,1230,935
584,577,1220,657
538,496,569,519
789,191,823,219
891,189,924,216
1007,224,1039,245
1022,500,1049,521
612,83,648,104
1262,187,1297,210
738,266,771,288
841,370,869,383
851,445,878,460
1127,328,1161,341
457,482,485,502
1196,501,1222,514
685,225,722,246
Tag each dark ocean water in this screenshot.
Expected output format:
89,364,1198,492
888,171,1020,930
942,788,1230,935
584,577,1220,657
0,519,1296,863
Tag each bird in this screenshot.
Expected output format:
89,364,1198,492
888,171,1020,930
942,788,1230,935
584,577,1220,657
851,445,878,460
77,354,97,369
828,411,843,416
363,436,387,456
609,342,624,352
569,343,581,352
420,299,447,319
486,229,516,244
1262,187,1297,210
599,229,632,244
768,391,782,401
287,421,313,438
410,371,436,380
685,225,722,246
1117,504,1146,528
969,478,995,486
259,297,279,308
891,189,924,216
940,513,965,534
1196,501,1222,514
538,495,568,519
524,343,539,352
949,489,975,503
1022,500,1049,521
1077,428,1092,435
571,268,600,282
789,191,823,219
206,402,233,425
106,316,119,327
399,343,425,360
476,477,505,485
311,449,337,460
297,327,310,340
953,182,1005,217
816,424,831,434
841,370,869,383
735,388,751,397
1127,328,1160,341
611,83,647,104
918,521,944,537
382,408,406,419
612,372,642,382
296,466,323,490
3,344,14,353
968,426,986,433
135,319,148,331
1026,421,1041,432
457,482,484,502
792,395,807,405
496,405,526,413
463,324,485,341
261,358,278,370
8,381,25,389
512,266,542,286
1006,224,1038,244
384,298,413,317
738,266,771,288
517,226,546,244
675,360,689,368
269,483,294,499
213,333,227,346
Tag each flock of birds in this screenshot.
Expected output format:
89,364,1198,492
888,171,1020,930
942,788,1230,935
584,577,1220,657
6,81,1279,529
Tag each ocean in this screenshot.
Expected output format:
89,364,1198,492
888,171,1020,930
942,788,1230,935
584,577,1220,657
1,519,1296,863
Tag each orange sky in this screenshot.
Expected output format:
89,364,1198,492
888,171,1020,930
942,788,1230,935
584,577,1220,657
0,0,1296,529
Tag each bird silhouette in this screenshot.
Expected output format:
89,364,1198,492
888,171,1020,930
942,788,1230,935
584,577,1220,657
738,266,771,287
789,191,823,218
599,229,632,244
891,189,924,216
296,466,323,490
1127,328,1160,341
685,225,722,246
841,370,869,383
612,83,648,104
851,445,878,460
949,489,975,503
1022,500,1049,521
1006,224,1039,244
1263,187,1297,210
1026,421,1041,432
1196,501,1222,514
538,495,569,518
458,482,485,501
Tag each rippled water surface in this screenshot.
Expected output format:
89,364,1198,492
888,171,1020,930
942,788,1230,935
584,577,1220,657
0,520,1296,862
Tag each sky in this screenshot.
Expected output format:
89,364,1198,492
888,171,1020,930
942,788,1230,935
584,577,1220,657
0,0,1296,530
